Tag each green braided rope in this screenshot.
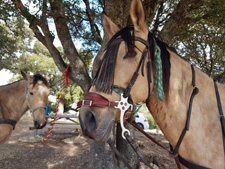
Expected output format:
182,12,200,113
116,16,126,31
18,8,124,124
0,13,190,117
133,101,145,115
150,45,165,101
112,87,123,95
133,45,165,113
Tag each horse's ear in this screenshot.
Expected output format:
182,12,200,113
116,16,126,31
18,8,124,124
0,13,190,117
45,76,50,82
130,0,147,31
103,14,120,39
21,71,28,80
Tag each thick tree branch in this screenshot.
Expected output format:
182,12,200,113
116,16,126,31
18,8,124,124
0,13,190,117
41,0,48,19
151,0,165,34
159,0,204,44
143,0,162,27
83,0,102,44
50,0,91,92
12,0,91,92
12,0,67,73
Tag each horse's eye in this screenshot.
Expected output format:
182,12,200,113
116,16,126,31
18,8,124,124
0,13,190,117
30,92,34,95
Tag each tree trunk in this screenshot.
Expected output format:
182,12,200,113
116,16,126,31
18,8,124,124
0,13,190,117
89,141,117,169
116,123,139,169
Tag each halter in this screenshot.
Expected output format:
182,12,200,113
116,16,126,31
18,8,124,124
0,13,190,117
78,36,164,139
0,82,47,130
25,82,47,130
25,82,47,113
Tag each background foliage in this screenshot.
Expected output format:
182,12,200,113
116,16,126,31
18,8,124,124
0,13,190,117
0,0,224,167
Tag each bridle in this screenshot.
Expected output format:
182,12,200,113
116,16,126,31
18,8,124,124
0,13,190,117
78,36,154,138
0,82,47,130
78,35,160,169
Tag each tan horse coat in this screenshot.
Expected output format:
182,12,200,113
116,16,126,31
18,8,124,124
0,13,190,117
147,50,225,168
0,74,49,144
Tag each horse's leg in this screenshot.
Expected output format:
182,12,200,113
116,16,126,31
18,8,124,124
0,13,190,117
0,125,13,144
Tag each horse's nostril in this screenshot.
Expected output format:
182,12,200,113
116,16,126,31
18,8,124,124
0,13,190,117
39,122,47,129
34,121,46,129
86,111,97,131
34,121,40,129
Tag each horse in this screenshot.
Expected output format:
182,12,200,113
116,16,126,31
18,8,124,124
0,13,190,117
0,71,50,144
78,0,225,168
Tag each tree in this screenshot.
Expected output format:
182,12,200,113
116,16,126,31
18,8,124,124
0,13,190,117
1,0,224,168
0,7,33,70
173,24,225,81
7,40,90,113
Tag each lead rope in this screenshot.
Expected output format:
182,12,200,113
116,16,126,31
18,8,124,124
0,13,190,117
41,66,70,142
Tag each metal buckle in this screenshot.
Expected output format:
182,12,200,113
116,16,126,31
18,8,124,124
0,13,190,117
82,100,93,106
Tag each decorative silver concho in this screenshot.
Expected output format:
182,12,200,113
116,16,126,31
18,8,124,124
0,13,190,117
115,94,133,139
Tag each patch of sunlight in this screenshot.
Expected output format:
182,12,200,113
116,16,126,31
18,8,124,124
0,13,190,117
27,144,35,148
7,140,17,144
47,161,64,169
65,145,77,156
48,144,60,149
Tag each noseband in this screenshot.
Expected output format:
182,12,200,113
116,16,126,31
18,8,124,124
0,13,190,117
0,82,47,130
78,36,155,138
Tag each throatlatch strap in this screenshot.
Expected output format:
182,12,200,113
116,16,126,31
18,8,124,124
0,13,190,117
171,87,199,156
171,65,199,156
214,81,225,155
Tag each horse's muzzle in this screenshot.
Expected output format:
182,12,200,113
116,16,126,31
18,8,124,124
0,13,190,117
34,121,47,129
79,110,97,139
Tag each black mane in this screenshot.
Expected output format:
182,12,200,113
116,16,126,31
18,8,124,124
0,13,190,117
94,26,171,97
0,74,48,88
33,74,48,87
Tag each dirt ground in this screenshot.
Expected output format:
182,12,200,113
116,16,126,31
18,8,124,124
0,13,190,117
0,120,176,169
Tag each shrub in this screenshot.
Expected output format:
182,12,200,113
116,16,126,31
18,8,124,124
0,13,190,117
146,114,157,129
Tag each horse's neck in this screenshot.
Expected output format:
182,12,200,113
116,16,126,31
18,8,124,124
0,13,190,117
0,80,28,121
147,49,225,146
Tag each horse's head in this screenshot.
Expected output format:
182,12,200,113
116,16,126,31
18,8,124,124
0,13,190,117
79,0,157,142
22,72,50,129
